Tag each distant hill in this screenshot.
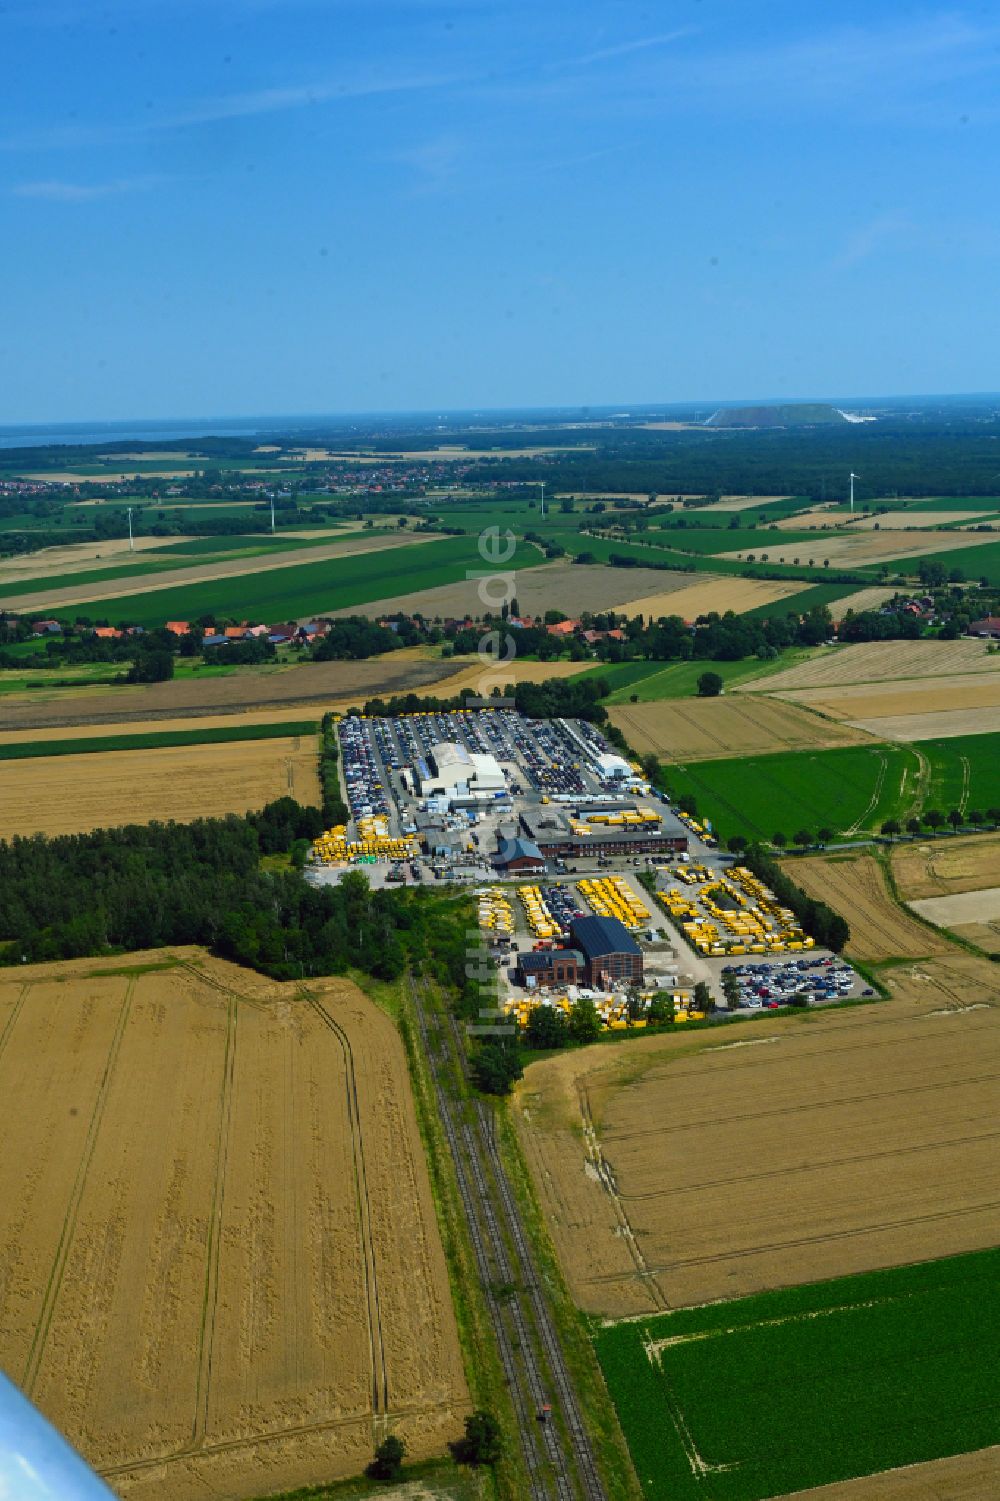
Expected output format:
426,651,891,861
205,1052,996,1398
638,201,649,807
705,403,852,429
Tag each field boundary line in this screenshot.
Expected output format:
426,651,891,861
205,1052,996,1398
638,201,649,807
309,996,389,1431
22,975,135,1396
191,992,238,1446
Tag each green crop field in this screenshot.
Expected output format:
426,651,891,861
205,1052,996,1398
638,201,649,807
663,743,910,840
871,495,1000,512
661,734,1000,843
595,1248,1000,1501
0,720,319,761
739,580,864,619
894,537,1000,585
55,534,541,627
600,650,821,703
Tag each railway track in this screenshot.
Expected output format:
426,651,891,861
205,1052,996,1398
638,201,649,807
409,976,606,1501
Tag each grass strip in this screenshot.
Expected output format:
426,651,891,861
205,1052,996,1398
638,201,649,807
0,720,319,760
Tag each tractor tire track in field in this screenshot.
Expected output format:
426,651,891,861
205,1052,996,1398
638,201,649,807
578,1088,668,1311
581,1200,1000,1286
845,752,887,836
0,983,30,1068
309,996,390,1428
22,977,135,1397
192,993,238,1446
902,745,931,822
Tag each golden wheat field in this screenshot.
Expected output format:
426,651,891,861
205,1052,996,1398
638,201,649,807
892,834,1000,902
619,575,808,620
790,854,953,961
514,993,1000,1316
0,953,468,1501
738,639,999,693
775,676,1000,722
607,696,871,761
781,1445,1000,1501
0,736,320,837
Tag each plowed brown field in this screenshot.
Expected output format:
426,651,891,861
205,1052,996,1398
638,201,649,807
0,652,462,732
608,696,872,761
0,735,321,836
738,640,998,693
791,854,952,960
0,953,467,1500
515,992,1000,1315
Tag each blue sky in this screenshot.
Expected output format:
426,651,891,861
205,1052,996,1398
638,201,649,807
1,1,997,421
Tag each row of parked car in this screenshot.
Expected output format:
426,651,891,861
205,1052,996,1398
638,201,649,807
509,715,590,795
339,717,391,821
722,957,870,1008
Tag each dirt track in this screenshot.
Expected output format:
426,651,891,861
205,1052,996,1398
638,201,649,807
0,954,468,1500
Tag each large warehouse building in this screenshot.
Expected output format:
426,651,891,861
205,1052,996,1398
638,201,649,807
570,915,643,988
418,741,506,802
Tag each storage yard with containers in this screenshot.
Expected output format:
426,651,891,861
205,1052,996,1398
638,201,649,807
305,707,864,1016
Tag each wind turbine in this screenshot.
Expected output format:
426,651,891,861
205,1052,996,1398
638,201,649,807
270,493,276,534
849,472,859,516
126,506,134,552
539,480,546,519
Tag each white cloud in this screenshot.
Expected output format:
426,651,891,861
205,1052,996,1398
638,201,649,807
13,175,165,201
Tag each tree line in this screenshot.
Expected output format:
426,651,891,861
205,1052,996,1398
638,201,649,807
0,799,471,987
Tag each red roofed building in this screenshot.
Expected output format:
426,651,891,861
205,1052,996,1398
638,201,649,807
165,621,190,636
545,619,579,637
969,616,1000,638
92,626,123,640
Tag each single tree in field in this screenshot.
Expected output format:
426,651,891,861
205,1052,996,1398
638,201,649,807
906,816,922,836
968,809,985,825
881,818,901,840
641,752,659,782
697,670,724,697
793,829,813,849
947,808,964,830
367,1434,406,1482
451,1410,503,1466
817,826,834,846
727,834,748,853
772,830,787,849
923,808,946,832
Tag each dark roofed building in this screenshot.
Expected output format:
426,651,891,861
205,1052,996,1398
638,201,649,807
495,837,545,873
570,914,643,988
515,949,583,987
